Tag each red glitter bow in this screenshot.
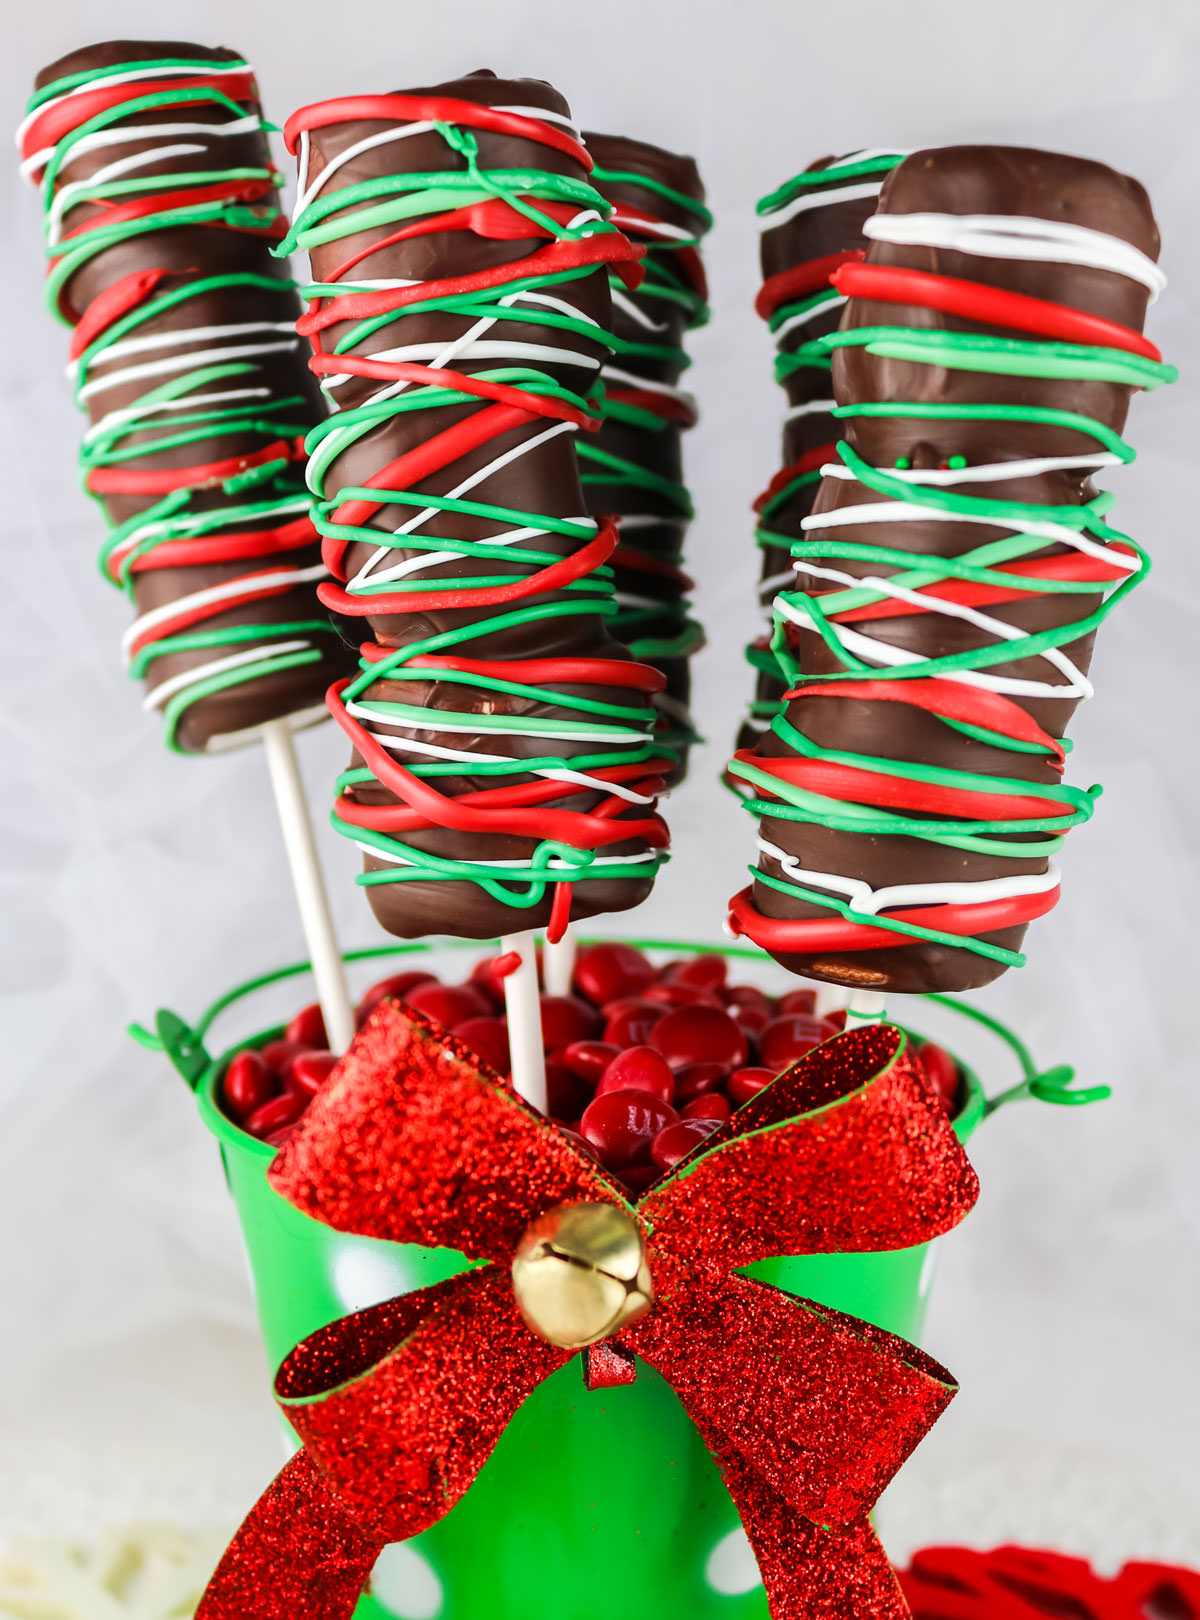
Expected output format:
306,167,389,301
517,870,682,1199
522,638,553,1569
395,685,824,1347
198,1008,979,1620
899,1544,1200,1618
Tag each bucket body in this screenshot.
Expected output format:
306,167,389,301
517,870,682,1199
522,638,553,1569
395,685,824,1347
194,954,985,1620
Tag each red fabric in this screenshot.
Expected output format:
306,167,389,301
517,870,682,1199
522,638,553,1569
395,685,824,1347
899,1545,1200,1618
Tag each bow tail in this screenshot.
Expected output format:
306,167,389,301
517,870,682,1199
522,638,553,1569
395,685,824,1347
196,1450,381,1620
627,1271,956,1529
712,1436,909,1620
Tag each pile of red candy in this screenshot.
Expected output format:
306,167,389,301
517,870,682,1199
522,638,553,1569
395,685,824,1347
220,943,963,1193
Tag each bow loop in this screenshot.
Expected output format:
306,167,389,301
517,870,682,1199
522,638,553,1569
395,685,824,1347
269,1001,625,1260
280,1266,569,1543
640,1024,978,1280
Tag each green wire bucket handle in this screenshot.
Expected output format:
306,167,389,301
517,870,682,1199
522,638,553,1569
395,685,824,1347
130,936,1107,1113
924,991,1108,1114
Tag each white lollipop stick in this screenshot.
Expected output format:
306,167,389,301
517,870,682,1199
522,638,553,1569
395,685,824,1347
542,927,576,997
262,718,356,1053
501,931,547,1112
844,988,887,1027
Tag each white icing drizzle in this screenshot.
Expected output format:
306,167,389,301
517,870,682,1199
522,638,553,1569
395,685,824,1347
757,836,1061,914
764,179,895,229
780,555,1096,699
103,494,311,576
773,292,846,339
779,440,1142,704
120,563,327,664
343,421,583,593
15,57,252,155
74,320,299,374
77,338,302,402
863,211,1166,300
21,113,261,183
142,639,314,710
784,397,837,421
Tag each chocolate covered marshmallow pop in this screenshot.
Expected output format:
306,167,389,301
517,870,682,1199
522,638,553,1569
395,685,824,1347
729,145,1176,993
579,134,711,783
22,40,358,1046
21,41,348,753
284,74,673,948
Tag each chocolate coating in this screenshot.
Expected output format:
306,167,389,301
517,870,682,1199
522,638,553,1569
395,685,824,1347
745,145,1162,992
30,39,348,751
738,154,899,753
581,133,708,785
301,74,669,939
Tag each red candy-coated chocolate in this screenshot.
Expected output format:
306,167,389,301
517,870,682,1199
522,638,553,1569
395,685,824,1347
545,1060,593,1123
726,1000,773,1037
574,942,656,1004
264,1126,298,1148
919,1041,962,1111
579,1088,678,1169
260,1038,307,1076
618,1164,660,1196
558,1040,620,1083
538,994,601,1048
650,1115,722,1170
603,999,664,1048
779,988,818,1016
728,1066,775,1106
756,1014,835,1072
641,980,723,1008
649,1004,748,1072
723,984,776,1012
245,1091,307,1138
221,1049,274,1121
595,1045,675,1104
406,981,493,1028
284,1002,328,1050
554,1125,600,1163
452,1016,511,1077
681,1093,732,1123
286,1051,338,1097
466,955,513,1009
664,953,728,991
674,1060,730,1102
356,969,438,1023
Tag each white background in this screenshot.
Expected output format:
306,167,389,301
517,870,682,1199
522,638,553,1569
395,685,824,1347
2,0,1198,1582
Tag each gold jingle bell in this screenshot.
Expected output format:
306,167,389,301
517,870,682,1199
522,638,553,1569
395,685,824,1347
511,1202,654,1350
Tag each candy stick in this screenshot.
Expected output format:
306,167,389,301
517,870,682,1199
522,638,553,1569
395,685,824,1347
263,719,356,1053
844,989,887,1028
501,932,548,1113
542,929,577,997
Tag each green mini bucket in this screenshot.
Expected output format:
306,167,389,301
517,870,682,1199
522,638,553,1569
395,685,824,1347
142,939,1096,1620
